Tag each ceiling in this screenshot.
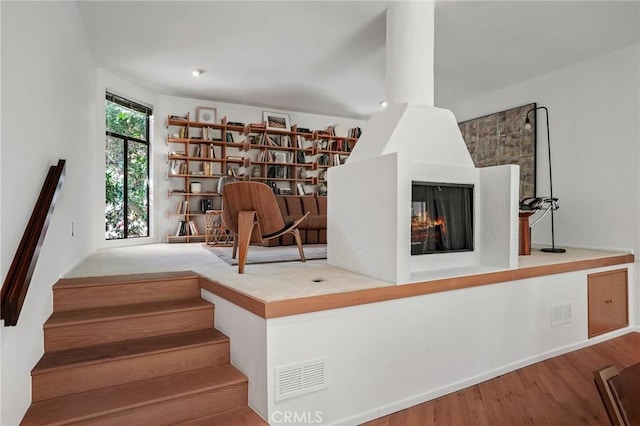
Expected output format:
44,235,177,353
78,1,640,119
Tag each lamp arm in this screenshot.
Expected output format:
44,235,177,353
529,205,552,228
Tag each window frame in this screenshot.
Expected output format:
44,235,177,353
105,92,152,240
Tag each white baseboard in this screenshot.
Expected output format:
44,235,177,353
337,327,638,425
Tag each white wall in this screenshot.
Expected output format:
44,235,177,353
0,2,96,424
446,43,640,254
266,263,636,425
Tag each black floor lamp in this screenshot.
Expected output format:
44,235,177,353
525,106,565,253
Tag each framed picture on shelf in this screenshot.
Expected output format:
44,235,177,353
196,106,217,124
263,111,290,131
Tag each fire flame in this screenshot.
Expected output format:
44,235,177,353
411,211,446,236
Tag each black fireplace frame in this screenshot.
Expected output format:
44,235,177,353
411,181,475,255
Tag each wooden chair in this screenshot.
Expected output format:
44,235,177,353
221,182,309,273
594,365,625,426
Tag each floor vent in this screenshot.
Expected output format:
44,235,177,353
551,303,572,326
275,357,327,401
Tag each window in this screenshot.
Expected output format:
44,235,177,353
105,92,151,240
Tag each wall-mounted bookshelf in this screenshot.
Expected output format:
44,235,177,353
166,112,361,242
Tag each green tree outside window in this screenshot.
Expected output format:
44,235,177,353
105,97,150,239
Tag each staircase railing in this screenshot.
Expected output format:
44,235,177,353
1,159,66,326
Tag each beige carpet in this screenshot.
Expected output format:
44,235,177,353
207,244,327,266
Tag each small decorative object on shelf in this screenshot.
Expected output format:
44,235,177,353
263,111,290,131
196,106,217,124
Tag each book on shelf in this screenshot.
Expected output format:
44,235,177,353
194,145,202,157
227,121,244,126
170,160,182,175
318,154,329,165
175,220,187,236
208,144,216,159
169,114,188,120
200,198,215,212
226,155,243,161
176,200,188,215
296,127,311,134
297,183,305,195
179,163,188,174
203,127,221,141
188,220,198,236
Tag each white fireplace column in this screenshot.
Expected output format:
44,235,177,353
386,1,435,106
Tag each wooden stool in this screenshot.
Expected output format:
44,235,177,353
205,210,233,246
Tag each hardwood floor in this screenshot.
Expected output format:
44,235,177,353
363,332,640,426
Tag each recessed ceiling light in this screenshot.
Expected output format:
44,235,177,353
191,69,204,77
380,101,388,108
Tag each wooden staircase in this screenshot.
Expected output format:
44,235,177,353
21,271,266,425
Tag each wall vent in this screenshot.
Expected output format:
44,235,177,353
275,357,327,401
551,303,572,327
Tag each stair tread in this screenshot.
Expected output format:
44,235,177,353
45,298,212,328
175,406,267,425
34,328,229,374
22,364,246,425
54,271,200,289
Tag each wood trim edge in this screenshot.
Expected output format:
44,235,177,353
201,253,635,320
198,277,266,318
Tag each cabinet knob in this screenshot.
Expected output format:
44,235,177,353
605,299,614,304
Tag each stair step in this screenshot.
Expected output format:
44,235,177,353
44,299,213,351
32,329,229,401
22,364,248,426
175,407,268,425
53,271,201,312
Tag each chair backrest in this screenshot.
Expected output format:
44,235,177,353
594,365,625,426
222,182,286,236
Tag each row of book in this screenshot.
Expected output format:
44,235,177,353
318,139,352,152
176,199,217,215
193,144,217,159
249,133,307,149
317,154,347,167
321,125,362,139
175,220,199,236
256,150,295,163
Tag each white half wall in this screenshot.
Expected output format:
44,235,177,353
328,153,400,283
1,2,96,424
200,291,268,420
446,43,640,255
478,165,519,268
266,263,637,425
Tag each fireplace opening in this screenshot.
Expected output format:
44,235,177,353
411,182,474,255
